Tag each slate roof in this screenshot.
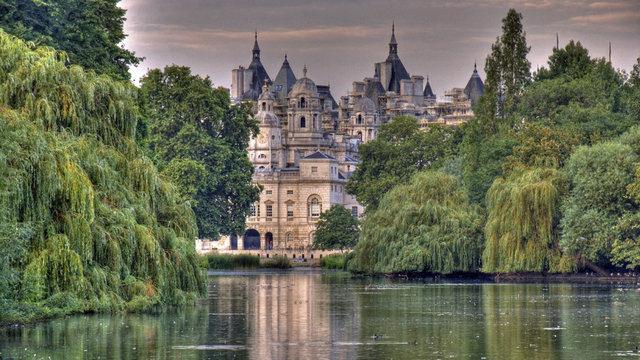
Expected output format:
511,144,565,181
423,76,435,98
317,85,338,108
273,54,296,99
302,150,336,160
464,63,485,107
243,32,271,101
383,24,410,93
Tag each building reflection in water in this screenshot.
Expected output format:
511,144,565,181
209,272,360,360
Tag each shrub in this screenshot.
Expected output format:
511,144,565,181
205,253,260,270
261,255,292,269
320,254,346,270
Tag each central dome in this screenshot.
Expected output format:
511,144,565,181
354,97,376,113
289,76,318,98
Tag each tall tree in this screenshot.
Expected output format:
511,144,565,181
141,65,260,239
477,8,531,131
0,0,141,80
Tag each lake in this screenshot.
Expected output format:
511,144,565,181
1,269,639,359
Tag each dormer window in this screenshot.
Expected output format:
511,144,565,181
357,114,362,124
261,102,266,111
300,97,306,108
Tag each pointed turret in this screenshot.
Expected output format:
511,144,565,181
377,23,410,93
243,31,271,101
274,54,297,99
463,62,484,107
423,76,436,105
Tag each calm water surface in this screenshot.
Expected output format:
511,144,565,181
1,269,640,359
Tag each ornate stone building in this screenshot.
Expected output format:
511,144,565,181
339,25,485,128
230,66,364,251
201,26,486,252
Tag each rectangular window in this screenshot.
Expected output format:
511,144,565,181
311,167,318,173
250,204,256,217
352,206,358,218
266,205,273,217
287,204,294,217
266,190,272,195
287,190,294,195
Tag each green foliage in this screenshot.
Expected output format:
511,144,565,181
535,40,594,81
350,171,484,274
346,117,457,211
460,120,516,205
0,0,141,80
319,253,347,270
312,205,359,250
261,255,292,269
483,168,570,273
204,253,260,270
560,142,638,266
520,47,632,144
503,122,582,174
140,66,261,238
0,31,205,322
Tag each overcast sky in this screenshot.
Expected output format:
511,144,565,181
120,0,639,100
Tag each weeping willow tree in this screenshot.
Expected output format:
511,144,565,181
482,167,573,273
349,171,483,274
0,30,205,321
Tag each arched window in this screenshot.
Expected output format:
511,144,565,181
258,153,267,159
357,114,362,124
286,233,293,242
261,102,266,111
300,117,306,128
308,196,322,217
300,97,306,108
357,131,362,141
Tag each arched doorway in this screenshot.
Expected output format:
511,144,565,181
230,234,238,250
266,232,273,250
243,229,261,250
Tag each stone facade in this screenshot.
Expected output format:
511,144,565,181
207,25,486,252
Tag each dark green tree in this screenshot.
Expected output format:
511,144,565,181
141,65,261,239
0,0,141,80
346,116,457,211
477,8,531,131
312,205,359,251
560,141,638,266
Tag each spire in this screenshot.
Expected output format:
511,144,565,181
389,22,398,56
252,31,260,61
474,60,477,72
303,64,307,78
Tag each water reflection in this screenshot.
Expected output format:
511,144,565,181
1,270,639,359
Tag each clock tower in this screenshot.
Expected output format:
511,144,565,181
248,83,284,169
